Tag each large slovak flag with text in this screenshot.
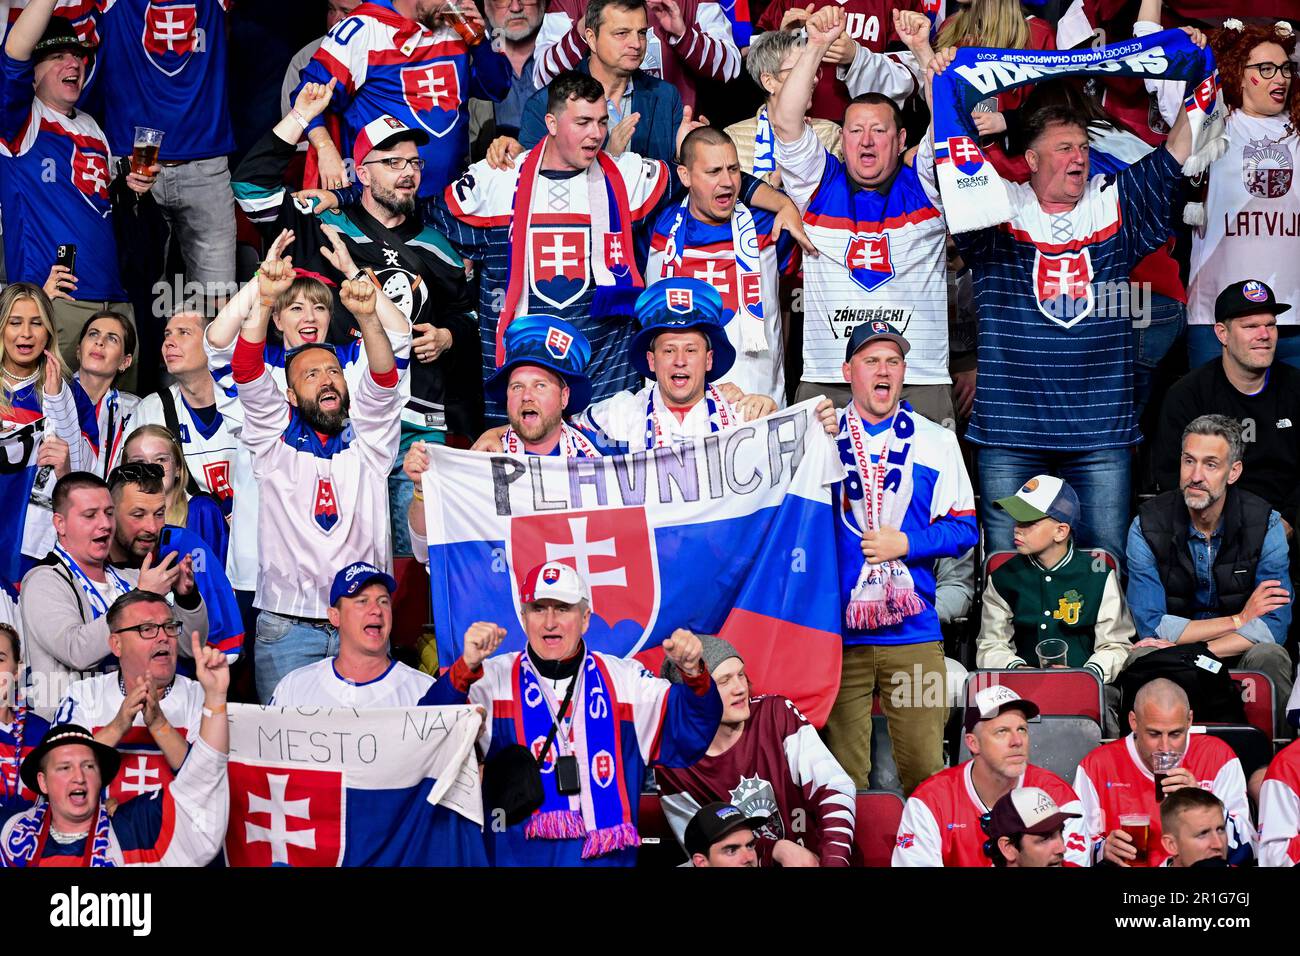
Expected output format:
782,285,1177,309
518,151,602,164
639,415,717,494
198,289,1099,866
424,400,844,725
224,705,488,867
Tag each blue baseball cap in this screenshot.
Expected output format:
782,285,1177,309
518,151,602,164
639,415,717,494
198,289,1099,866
330,561,397,606
485,315,593,413
628,278,736,382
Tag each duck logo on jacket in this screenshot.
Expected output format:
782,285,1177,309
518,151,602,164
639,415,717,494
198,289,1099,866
845,234,895,293
313,477,340,533
401,62,463,138
143,2,198,77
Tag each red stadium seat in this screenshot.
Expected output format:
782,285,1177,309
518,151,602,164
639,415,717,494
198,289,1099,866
1229,670,1276,740
963,669,1103,726
984,549,1118,580
390,557,430,650
853,790,904,867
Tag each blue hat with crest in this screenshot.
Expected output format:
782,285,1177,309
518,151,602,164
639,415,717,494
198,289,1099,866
485,316,593,413
628,277,736,383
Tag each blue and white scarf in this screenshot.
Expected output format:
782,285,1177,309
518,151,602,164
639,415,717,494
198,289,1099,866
1,793,114,867
516,652,638,859
752,107,776,174
52,543,131,620
932,28,1226,233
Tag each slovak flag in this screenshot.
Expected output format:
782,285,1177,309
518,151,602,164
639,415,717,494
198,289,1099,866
224,705,488,867
422,400,845,725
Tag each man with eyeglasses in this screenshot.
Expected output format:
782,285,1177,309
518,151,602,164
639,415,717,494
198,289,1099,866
52,590,207,808
892,686,1088,867
19,472,208,719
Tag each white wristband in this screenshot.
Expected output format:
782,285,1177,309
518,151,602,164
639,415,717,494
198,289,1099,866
290,109,309,130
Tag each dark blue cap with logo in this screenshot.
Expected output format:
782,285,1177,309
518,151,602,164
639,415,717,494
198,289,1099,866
330,561,397,606
845,320,911,363
629,277,736,382
485,315,593,412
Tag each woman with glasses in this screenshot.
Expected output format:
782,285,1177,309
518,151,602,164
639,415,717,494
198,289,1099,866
122,426,230,565
0,283,85,595
1184,20,1300,368
0,622,51,818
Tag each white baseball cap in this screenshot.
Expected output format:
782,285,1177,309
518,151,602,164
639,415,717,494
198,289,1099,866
519,561,590,606
988,786,1081,841
352,113,429,169
964,684,1041,733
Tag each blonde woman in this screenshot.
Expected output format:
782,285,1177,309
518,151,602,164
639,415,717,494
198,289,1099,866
0,282,84,591
122,425,229,564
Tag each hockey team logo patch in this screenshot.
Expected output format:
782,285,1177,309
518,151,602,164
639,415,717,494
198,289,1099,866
142,2,197,77
1242,138,1293,200
531,735,558,772
1190,73,1218,116
545,327,574,360
1242,280,1270,303
845,233,895,293
1033,249,1095,327
509,507,661,653
542,566,561,584
590,749,616,788
203,460,234,516
665,288,694,314
313,477,340,533
71,145,112,212
529,229,589,309
944,136,985,177
226,762,344,867
109,729,181,805
401,63,462,139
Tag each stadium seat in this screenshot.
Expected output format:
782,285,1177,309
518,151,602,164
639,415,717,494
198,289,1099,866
637,791,687,867
390,557,430,650
957,715,1101,782
853,790,904,867
984,549,1119,579
1229,670,1276,740
961,669,1103,726
1196,726,1274,782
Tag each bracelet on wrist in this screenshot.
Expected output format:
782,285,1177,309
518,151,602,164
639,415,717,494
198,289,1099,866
203,703,227,718
290,109,309,130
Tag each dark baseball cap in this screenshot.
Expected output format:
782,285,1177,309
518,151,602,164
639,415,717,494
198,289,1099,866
986,787,1080,843
33,17,93,60
684,801,768,857
845,321,910,363
1215,279,1291,323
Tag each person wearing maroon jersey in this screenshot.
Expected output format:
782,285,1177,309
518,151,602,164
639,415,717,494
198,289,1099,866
657,634,856,867
893,685,1089,867
754,0,924,122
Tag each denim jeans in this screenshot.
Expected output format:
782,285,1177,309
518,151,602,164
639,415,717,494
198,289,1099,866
254,609,340,704
1132,293,1185,419
1188,325,1300,370
153,157,237,297
978,446,1132,563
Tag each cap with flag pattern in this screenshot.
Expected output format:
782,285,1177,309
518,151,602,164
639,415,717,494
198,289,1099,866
519,561,590,606
629,277,735,382
485,315,593,412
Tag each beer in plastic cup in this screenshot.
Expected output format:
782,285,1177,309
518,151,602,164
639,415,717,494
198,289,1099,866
132,127,164,176
1119,813,1150,865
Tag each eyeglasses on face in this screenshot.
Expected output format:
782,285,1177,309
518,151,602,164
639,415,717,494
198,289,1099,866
112,620,183,639
362,156,426,171
1246,61,1295,80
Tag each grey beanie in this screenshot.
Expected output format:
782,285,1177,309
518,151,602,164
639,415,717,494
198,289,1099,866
661,634,742,684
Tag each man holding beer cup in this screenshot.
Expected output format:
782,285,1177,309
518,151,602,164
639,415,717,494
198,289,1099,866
1074,678,1256,867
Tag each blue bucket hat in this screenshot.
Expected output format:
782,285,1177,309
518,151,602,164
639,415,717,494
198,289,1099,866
485,316,593,413
628,278,736,383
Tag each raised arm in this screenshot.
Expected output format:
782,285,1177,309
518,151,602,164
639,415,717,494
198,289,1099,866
338,278,396,376
4,0,55,61
273,77,337,149
771,5,844,143
319,224,412,337
206,230,294,352
1162,27,1209,166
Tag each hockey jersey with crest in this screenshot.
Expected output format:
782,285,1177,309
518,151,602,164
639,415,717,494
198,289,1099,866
0,50,124,300
435,148,670,420
777,124,949,386
955,145,1183,451
54,672,203,806
294,0,513,197
1259,739,1300,868
655,694,857,866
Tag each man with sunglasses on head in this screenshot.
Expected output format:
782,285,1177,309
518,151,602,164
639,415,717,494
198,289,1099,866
52,590,207,809
19,473,208,719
